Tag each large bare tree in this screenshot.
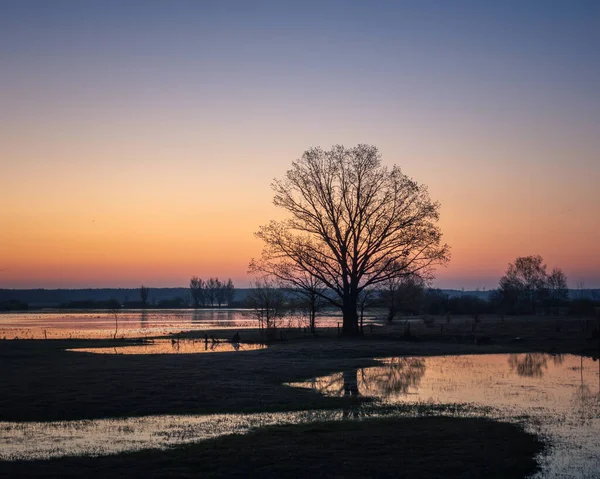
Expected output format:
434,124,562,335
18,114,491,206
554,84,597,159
252,144,449,335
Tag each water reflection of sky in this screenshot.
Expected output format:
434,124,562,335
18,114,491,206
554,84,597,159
289,354,600,479
66,339,267,355
0,309,364,339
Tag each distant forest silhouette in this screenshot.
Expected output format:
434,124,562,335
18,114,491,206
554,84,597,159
1,285,598,318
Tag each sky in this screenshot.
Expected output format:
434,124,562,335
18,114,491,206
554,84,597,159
1,0,599,289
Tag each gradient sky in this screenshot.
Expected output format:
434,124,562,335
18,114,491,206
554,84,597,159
1,0,599,289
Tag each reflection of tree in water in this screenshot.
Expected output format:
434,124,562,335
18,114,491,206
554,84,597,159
550,354,565,366
508,353,548,378
304,358,426,398
360,358,426,397
140,310,148,329
572,356,600,413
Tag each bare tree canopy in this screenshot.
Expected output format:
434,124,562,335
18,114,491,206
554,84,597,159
547,268,569,306
252,144,449,335
499,255,548,314
190,277,235,307
139,285,149,307
499,256,569,315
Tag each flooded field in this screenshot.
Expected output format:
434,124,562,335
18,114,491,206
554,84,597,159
0,309,356,339
66,338,267,355
0,409,360,461
1,353,598,478
290,353,600,479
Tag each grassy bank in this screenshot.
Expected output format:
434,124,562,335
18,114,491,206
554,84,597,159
0,416,543,478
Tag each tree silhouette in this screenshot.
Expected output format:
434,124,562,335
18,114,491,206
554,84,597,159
499,255,549,314
190,277,205,308
247,277,286,336
381,271,426,322
253,144,449,335
249,260,325,333
139,285,149,307
508,353,548,378
547,268,568,314
225,279,235,307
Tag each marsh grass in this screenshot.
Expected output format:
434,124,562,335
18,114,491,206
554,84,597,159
0,416,543,479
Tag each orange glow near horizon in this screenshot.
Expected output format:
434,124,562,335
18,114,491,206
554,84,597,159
2,149,598,289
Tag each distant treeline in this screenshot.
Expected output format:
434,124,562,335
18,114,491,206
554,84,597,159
0,287,251,309
56,298,215,309
1,287,599,315
387,288,600,318
0,300,29,311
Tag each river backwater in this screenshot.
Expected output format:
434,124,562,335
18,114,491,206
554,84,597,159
0,309,354,339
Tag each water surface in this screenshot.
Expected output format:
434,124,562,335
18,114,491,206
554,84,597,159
0,309,357,339
66,339,267,355
289,354,600,479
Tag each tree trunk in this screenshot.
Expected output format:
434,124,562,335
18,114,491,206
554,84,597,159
387,305,396,323
342,294,359,336
343,369,359,396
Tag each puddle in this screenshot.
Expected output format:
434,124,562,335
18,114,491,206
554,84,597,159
66,339,267,355
288,354,600,479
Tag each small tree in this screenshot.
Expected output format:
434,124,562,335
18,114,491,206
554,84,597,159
215,278,225,307
298,275,326,334
225,278,235,306
547,268,568,314
190,277,205,308
381,272,426,322
140,285,149,307
108,301,121,340
247,278,286,337
358,287,376,334
249,260,325,334
206,278,219,307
